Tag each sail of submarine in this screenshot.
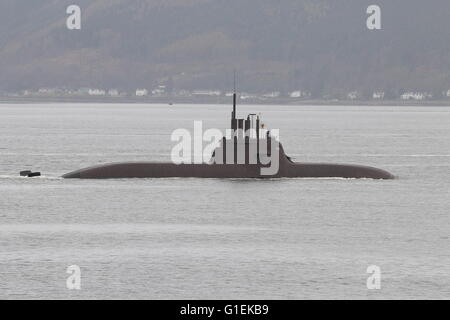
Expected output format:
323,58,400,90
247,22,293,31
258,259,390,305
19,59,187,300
62,93,395,180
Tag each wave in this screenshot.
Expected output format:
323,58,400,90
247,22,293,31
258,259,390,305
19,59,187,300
0,175,62,180
0,223,269,235
289,154,450,158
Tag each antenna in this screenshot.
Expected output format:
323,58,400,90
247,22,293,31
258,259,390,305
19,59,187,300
233,69,236,93
232,70,237,128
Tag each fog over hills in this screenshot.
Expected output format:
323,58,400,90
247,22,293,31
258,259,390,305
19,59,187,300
0,0,449,98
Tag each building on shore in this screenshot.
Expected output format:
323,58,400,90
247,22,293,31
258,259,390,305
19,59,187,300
401,92,431,101
136,89,149,97
88,89,106,96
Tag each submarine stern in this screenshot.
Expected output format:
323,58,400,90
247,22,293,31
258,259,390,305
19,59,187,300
282,162,395,180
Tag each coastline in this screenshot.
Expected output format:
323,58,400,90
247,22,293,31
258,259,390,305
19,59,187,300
1,95,450,106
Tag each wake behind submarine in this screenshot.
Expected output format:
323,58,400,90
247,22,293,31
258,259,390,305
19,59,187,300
63,94,395,180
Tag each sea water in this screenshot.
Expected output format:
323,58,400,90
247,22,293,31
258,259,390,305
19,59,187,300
0,103,449,299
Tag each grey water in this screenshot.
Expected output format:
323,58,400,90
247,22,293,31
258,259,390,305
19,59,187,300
0,103,449,299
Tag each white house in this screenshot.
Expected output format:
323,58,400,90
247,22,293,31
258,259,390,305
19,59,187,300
38,88,60,95
347,91,359,100
263,92,280,98
240,93,258,100
290,90,311,98
290,91,302,98
373,91,385,99
88,89,106,96
136,89,148,97
192,90,222,96
152,85,166,96
401,92,429,100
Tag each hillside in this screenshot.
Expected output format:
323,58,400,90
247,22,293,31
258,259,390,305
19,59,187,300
0,0,449,98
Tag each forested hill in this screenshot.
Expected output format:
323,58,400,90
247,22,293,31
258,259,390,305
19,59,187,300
0,0,449,98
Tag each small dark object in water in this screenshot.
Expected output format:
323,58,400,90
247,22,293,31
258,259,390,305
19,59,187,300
27,172,41,177
20,170,32,176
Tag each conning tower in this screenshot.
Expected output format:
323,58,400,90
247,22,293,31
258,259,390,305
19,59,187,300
211,91,280,165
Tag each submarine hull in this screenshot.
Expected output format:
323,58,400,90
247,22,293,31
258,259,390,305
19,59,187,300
62,94,395,180
62,161,394,180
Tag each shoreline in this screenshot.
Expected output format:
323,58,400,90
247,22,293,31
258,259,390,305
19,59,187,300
1,96,450,106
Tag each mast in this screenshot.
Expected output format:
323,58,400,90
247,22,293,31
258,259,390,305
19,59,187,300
231,70,237,130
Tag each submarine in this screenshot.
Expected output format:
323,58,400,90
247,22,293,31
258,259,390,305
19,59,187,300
63,93,395,180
